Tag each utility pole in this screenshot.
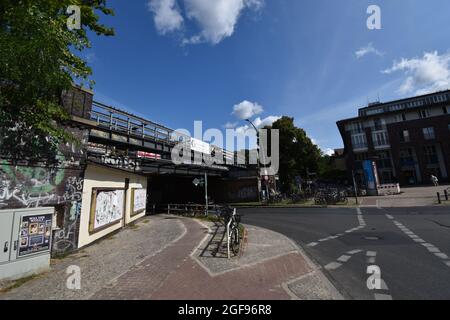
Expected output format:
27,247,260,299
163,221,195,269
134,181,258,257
204,172,208,216
246,119,270,201
352,169,359,205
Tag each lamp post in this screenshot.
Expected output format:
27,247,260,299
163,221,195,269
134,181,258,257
246,119,269,201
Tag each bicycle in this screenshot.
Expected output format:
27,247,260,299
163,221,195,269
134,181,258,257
219,206,241,256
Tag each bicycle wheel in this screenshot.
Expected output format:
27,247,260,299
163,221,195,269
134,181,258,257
230,227,240,255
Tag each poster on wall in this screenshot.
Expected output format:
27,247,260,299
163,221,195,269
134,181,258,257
131,188,147,215
90,189,124,232
18,214,53,257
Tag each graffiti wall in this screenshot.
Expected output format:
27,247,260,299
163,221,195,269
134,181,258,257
0,162,84,209
0,127,89,256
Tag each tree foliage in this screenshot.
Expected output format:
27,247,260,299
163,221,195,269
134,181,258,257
268,117,321,194
0,0,114,160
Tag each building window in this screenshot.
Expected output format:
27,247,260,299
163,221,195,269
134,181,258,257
419,109,430,119
372,130,390,147
351,134,368,150
373,118,384,130
400,130,410,142
423,127,435,140
395,113,407,122
424,146,439,165
400,148,415,167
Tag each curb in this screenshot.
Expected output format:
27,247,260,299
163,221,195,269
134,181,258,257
241,223,345,300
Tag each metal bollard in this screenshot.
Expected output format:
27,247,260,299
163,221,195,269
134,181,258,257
437,192,441,204
445,190,449,201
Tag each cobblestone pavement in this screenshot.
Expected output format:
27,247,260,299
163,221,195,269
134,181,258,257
0,216,186,300
1,215,342,300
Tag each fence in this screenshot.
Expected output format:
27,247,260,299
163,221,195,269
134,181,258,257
166,203,222,216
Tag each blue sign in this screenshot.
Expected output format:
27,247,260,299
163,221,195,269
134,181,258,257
363,160,376,190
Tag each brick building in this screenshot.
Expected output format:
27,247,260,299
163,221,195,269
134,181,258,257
337,90,450,187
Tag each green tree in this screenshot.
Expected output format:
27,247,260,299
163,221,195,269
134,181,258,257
0,0,114,160
268,117,321,194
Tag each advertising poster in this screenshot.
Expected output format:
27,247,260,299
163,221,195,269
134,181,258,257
132,188,147,215
19,214,53,257
92,189,124,230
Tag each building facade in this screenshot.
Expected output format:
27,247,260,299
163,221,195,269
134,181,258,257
337,90,450,187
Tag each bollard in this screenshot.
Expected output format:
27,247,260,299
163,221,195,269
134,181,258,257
437,192,441,204
445,190,449,201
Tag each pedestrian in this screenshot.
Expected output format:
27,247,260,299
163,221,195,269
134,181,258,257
431,174,439,186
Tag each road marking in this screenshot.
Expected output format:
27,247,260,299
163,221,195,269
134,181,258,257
307,208,366,247
325,262,342,270
366,251,377,257
307,242,319,247
374,293,393,300
391,219,449,266
337,255,352,263
325,249,364,271
435,253,449,259
385,214,394,220
380,279,389,290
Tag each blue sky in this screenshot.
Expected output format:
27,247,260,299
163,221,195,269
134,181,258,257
85,0,450,154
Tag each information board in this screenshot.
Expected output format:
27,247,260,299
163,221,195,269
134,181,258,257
19,213,53,257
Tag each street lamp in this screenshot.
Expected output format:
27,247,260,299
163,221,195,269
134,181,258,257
246,119,270,201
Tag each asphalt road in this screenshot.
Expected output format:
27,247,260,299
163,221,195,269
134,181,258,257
239,206,450,300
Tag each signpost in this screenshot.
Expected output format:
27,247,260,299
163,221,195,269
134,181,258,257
192,174,209,216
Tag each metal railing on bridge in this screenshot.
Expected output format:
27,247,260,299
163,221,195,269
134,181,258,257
90,101,187,145
88,101,246,167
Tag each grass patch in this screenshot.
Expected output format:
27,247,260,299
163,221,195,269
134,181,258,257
0,274,40,293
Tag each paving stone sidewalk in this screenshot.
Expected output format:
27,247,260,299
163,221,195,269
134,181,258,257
0,214,342,300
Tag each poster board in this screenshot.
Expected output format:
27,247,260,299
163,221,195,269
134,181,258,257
89,189,125,233
19,213,53,257
131,188,147,216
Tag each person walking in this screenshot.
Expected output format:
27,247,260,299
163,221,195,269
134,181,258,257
431,174,439,187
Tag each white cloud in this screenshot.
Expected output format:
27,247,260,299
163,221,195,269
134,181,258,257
232,100,264,120
311,138,334,156
355,43,384,59
233,115,280,136
323,148,335,156
149,0,264,45
383,51,450,95
148,0,184,35
252,115,281,128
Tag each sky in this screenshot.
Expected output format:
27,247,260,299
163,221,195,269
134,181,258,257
84,0,450,155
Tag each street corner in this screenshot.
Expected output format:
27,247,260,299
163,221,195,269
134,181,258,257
191,219,305,275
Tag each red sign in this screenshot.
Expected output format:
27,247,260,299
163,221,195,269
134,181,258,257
137,151,161,160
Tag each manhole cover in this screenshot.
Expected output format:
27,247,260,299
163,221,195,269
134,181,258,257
364,236,381,241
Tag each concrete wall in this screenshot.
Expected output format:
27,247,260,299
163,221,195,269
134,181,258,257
77,164,147,249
